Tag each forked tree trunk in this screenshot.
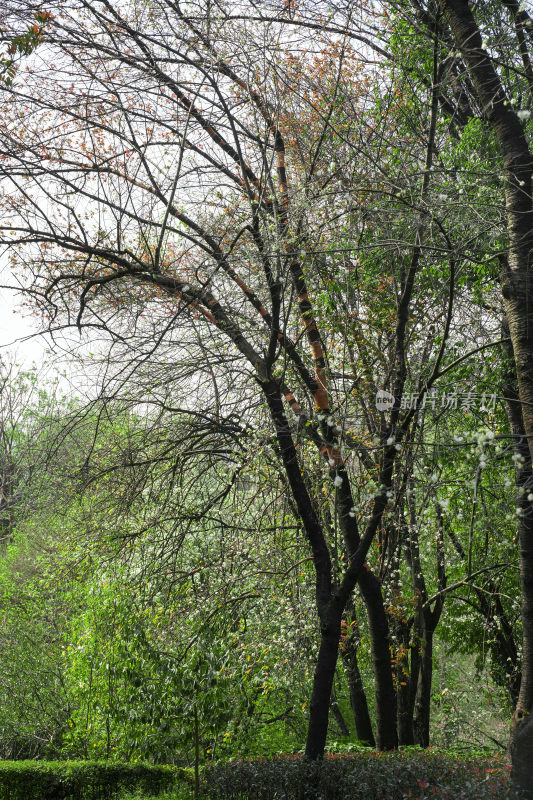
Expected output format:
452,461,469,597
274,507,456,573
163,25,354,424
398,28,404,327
263,378,397,759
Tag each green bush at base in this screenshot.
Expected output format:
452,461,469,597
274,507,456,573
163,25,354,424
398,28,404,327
0,760,181,800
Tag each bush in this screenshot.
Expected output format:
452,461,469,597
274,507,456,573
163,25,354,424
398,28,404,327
0,760,181,800
202,750,513,800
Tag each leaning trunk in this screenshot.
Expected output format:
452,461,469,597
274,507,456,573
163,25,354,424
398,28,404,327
330,691,350,738
262,379,336,760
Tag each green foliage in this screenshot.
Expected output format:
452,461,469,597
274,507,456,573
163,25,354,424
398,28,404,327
0,533,72,759
0,760,180,800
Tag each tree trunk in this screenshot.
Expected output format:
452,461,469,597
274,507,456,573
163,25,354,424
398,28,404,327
330,691,350,738
359,567,398,750
262,379,337,761
439,0,533,784
403,495,444,749
501,321,533,795
396,619,416,746
413,617,435,748
340,607,376,746
335,468,398,751
305,608,343,760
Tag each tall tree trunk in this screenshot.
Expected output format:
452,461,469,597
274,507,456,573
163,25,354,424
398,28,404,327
359,567,398,750
413,614,436,748
403,494,445,748
396,618,416,746
262,379,336,760
501,321,533,792
440,1,533,787
305,607,344,760
263,364,399,758
336,470,398,751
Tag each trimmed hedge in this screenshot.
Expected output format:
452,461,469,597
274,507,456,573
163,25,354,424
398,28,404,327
202,751,515,800
0,760,181,800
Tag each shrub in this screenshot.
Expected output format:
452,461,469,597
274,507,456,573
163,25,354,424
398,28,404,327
0,760,181,800
202,750,514,800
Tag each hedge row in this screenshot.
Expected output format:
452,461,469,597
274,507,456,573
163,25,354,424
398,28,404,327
202,751,514,800
0,760,181,800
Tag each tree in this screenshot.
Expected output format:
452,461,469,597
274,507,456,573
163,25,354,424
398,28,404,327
3,0,530,767
0,0,447,759
379,0,533,789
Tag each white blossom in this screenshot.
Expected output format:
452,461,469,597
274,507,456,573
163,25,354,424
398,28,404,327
334,475,343,487
517,109,531,122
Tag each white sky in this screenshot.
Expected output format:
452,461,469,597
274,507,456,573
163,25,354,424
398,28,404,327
0,287,50,367
0,286,92,400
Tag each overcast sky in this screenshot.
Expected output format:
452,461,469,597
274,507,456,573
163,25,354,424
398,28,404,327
0,287,50,366
0,285,90,397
